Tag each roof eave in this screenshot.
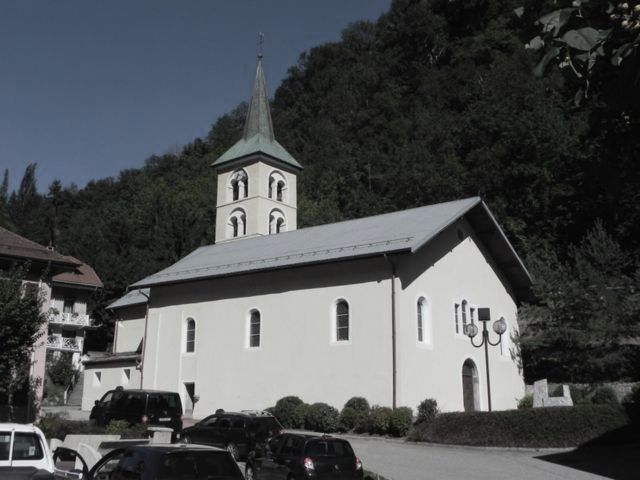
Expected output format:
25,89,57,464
212,150,303,172
130,246,413,289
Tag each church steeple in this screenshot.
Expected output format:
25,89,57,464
243,57,275,142
213,53,302,244
212,56,302,170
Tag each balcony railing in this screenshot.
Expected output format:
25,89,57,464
47,312,91,327
46,335,82,352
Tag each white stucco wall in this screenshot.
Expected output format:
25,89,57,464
113,305,146,353
81,363,141,411
141,220,525,418
143,258,393,418
395,219,524,412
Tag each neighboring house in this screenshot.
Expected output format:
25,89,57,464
81,289,147,411
0,227,102,417
122,56,532,418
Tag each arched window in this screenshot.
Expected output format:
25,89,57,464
461,300,468,333
335,300,350,342
417,297,430,344
268,171,286,202
249,310,261,348
229,169,248,201
227,209,246,239
185,318,196,353
454,303,460,334
269,209,286,234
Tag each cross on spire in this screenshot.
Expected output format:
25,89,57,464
258,32,264,59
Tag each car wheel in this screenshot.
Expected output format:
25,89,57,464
226,442,239,461
245,465,256,480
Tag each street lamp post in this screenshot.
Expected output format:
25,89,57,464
463,307,507,412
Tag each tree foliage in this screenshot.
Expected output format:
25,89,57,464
0,266,47,415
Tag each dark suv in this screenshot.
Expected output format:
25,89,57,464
180,411,283,461
90,388,183,433
245,433,363,480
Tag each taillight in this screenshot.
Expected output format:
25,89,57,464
303,457,315,471
355,457,362,470
141,415,149,424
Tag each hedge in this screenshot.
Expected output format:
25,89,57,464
273,396,306,428
409,404,630,448
305,403,339,433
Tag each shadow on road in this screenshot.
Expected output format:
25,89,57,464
535,421,640,480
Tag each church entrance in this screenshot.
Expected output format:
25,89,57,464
462,359,479,411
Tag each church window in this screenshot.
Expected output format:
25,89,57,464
269,209,286,234
417,297,430,344
228,209,247,239
229,169,248,201
335,300,350,342
461,300,468,333
268,171,286,202
249,310,261,348
454,303,460,334
185,318,196,353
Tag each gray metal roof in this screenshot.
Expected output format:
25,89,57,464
131,197,531,300
107,288,149,310
212,57,302,170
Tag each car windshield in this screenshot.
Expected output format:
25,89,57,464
159,451,240,479
305,440,354,457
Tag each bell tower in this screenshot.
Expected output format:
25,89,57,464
212,55,303,243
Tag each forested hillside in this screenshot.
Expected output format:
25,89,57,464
1,0,638,382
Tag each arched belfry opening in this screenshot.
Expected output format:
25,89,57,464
462,359,480,412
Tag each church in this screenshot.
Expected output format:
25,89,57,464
85,56,530,417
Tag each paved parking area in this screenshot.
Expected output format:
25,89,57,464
342,435,638,480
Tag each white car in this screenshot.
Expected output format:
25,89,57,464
0,422,56,478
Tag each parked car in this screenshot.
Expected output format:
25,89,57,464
180,410,284,461
90,388,183,433
0,423,56,479
245,433,363,480
54,443,244,480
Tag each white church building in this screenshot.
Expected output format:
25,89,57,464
84,56,531,417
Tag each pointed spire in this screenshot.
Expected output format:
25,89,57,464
242,57,275,142
212,51,302,170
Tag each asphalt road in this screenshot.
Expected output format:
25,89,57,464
342,435,639,480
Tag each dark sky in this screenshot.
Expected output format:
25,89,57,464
0,0,390,192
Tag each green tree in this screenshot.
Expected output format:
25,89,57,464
518,221,640,382
0,266,47,419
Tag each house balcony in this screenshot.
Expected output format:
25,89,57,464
46,335,83,353
47,311,92,328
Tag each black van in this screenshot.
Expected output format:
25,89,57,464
90,388,183,433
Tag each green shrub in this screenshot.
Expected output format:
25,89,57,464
105,420,130,435
339,397,370,432
416,398,439,424
410,404,629,448
47,352,75,387
305,403,339,433
105,420,148,438
344,397,370,412
389,407,413,437
517,394,533,409
592,386,618,405
369,406,392,435
294,403,311,429
37,413,104,440
274,396,305,428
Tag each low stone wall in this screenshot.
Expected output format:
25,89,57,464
525,381,639,402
